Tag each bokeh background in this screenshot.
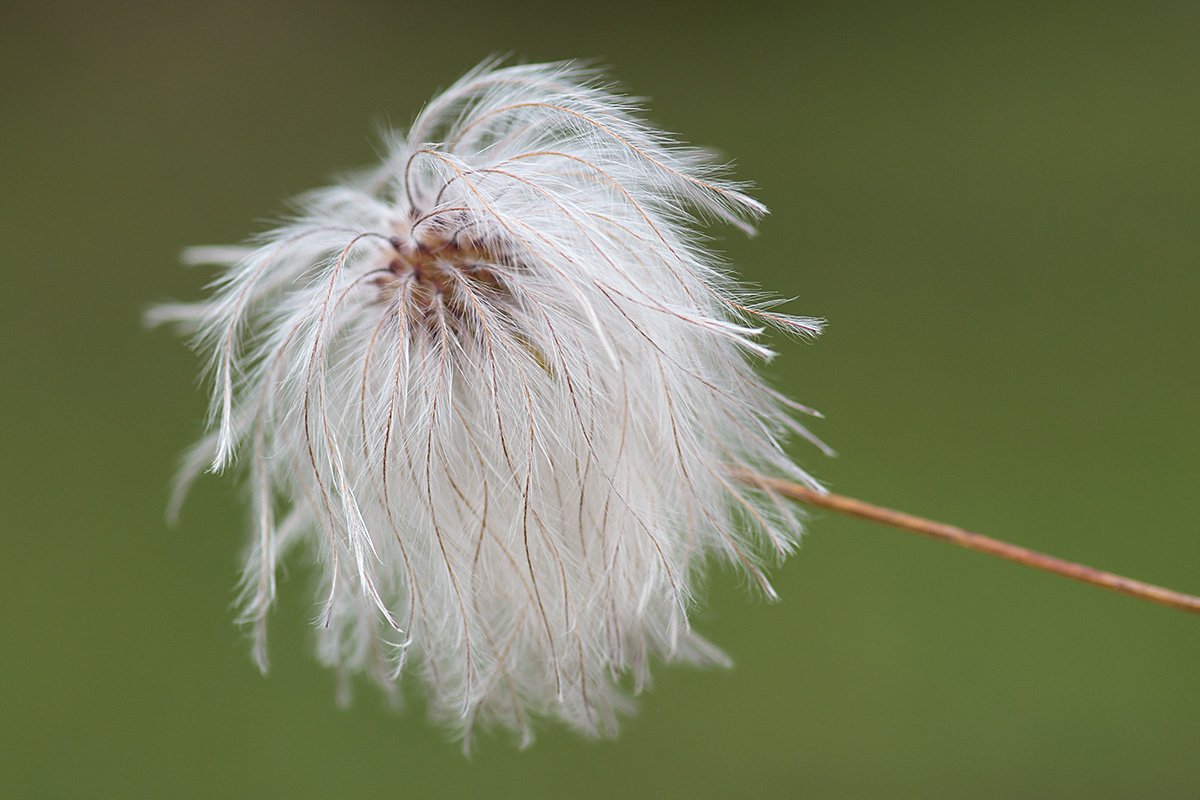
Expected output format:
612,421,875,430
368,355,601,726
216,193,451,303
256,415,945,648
3,1,1198,797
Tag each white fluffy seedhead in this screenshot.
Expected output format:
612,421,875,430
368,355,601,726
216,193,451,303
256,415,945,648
156,59,825,747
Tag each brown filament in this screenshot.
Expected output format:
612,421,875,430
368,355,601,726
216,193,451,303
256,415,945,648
736,470,1200,616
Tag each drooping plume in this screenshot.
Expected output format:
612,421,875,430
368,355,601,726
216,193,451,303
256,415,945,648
153,59,826,746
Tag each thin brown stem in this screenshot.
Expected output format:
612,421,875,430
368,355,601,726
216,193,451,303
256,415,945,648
738,471,1200,616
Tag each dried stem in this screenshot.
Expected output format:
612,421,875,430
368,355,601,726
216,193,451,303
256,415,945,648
738,471,1200,615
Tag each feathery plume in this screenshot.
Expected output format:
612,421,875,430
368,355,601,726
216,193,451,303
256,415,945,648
152,59,825,746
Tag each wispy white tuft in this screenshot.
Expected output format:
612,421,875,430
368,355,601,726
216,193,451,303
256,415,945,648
153,59,826,747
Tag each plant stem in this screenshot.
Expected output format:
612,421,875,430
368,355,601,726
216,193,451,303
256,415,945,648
739,472,1200,615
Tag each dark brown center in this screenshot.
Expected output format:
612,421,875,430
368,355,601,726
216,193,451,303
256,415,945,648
374,226,513,326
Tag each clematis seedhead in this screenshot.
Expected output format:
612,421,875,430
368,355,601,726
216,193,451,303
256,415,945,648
152,59,825,747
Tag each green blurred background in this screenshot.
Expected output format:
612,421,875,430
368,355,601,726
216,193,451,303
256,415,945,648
3,1,1198,796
